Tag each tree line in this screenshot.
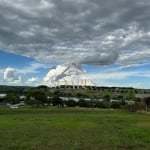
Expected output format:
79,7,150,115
4,88,129,109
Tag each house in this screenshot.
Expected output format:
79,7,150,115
135,94,150,107
135,94,150,101
0,94,7,104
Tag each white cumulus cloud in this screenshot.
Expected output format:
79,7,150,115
27,77,39,82
43,64,95,86
3,67,21,83
43,65,67,82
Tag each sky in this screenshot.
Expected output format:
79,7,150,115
0,0,150,89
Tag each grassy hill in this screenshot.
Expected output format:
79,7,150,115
0,107,149,150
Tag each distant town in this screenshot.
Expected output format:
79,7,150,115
0,85,150,112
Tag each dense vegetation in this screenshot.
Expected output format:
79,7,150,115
1,85,150,110
0,107,149,150
0,85,32,94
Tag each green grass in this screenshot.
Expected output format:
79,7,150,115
0,107,150,150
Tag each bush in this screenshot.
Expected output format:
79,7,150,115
94,101,106,108
103,95,110,101
25,89,47,107
111,102,120,108
5,93,20,104
77,99,89,107
52,96,63,107
65,100,77,107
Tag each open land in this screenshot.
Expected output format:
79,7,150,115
0,107,150,150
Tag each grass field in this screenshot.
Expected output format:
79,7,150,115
0,107,150,150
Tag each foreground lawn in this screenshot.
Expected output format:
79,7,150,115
0,107,150,150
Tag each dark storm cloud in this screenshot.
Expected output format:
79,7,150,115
0,0,150,65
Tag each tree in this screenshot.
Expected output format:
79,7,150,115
65,100,77,107
53,90,62,97
52,96,63,107
94,101,105,108
77,99,89,107
25,89,47,107
103,94,110,101
111,101,120,108
5,93,20,104
117,95,124,100
76,92,83,98
126,90,134,100
37,85,49,90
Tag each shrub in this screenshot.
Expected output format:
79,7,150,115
65,100,77,107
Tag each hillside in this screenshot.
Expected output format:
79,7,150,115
0,85,33,93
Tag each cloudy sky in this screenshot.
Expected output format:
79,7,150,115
0,0,150,88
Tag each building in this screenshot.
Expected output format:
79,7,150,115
135,94,150,101
0,94,7,104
